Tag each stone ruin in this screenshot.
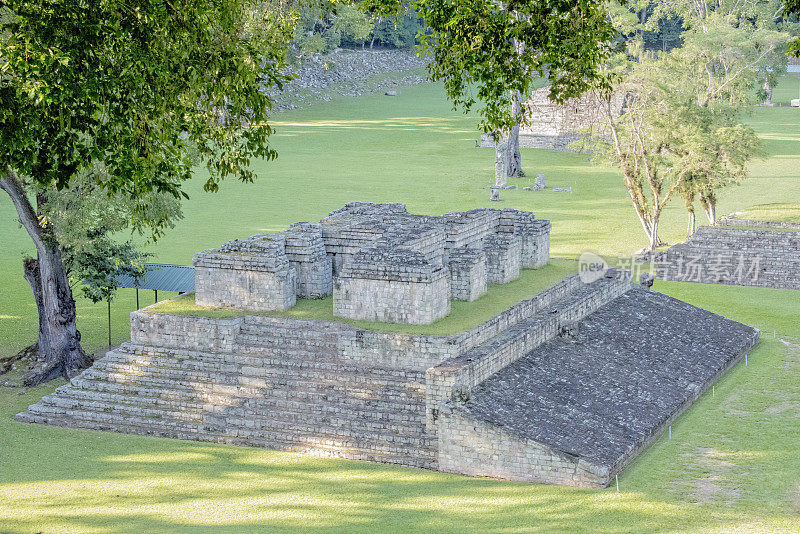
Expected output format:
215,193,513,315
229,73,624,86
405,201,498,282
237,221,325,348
17,203,761,488
479,86,627,152
193,202,551,324
656,223,800,290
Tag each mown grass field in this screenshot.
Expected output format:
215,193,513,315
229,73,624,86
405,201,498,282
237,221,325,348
1,76,799,533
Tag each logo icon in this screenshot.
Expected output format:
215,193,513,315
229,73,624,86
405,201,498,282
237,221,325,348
578,252,608,284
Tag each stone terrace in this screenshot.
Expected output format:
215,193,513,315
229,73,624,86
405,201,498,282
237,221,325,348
15,203,762,487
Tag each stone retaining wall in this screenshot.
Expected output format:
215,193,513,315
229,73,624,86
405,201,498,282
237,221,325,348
657,226,800,290
718,215,800,230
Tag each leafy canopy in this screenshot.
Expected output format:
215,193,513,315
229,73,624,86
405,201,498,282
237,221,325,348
414,0,616,133
0,0,294,236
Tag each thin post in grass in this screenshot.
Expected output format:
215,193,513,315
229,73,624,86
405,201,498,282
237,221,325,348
616,474,619,491
712,385,715,397
669,425,672,439
107,298,112,349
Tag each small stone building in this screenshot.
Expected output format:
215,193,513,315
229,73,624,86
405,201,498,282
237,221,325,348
480,87,627,151
192,203,552,324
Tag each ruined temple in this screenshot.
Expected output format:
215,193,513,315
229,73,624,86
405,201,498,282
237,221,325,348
480,86,626,152
17,203,759,487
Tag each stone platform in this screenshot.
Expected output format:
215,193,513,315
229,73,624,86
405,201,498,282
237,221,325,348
16,274,758,487
657,225,800,290
437,287,759,486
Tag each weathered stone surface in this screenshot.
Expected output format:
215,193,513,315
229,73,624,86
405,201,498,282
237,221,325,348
193,235,297,311
15,204,760,489
656,225,800,290
438,286,759,487
479,87,626,152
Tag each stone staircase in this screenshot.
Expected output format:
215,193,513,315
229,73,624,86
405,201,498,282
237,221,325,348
17,272,634,474
18,340,435,468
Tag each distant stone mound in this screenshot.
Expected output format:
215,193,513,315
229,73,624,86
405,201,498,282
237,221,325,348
657,225,800,290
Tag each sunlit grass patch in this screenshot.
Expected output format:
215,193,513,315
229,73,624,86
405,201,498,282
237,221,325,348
734,202,800,223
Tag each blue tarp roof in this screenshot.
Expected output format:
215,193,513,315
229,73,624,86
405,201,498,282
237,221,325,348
114,263,195,293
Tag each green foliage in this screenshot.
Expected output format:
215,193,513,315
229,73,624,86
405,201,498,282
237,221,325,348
372,12,424,47
786,0,800,55
0,0,295,228
33,169,183,304
332,4,373,45
64,232,147,304
416,0,615,134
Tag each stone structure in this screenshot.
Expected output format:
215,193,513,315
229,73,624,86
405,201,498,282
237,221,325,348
16,203,760,488
718,213,800,231
479,87,626,152
195,203,551,325
657,225,800,290
194,235,297,311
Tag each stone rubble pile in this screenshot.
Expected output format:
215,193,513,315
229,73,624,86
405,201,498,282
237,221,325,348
268,49,428,111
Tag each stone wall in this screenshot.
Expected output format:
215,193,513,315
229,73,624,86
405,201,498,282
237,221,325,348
657,225,800,290
718,214,800,230
194,235,296,311
448,248,487,301
437,405,606,487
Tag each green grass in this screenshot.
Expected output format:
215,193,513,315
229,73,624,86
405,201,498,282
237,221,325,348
1,285,798,533
733,202,800,223
1,76,800,533
147,259,576,336
770,72,800,105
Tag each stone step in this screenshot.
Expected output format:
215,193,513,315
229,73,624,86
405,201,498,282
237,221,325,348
95,349,420,382
25,394,432,452
65,375,427,420
87,360,423,400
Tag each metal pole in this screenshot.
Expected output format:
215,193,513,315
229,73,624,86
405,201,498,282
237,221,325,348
136,288,139,310
107,298,112,348
154,289,158,303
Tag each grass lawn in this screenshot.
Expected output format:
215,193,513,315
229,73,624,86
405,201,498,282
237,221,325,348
1,76,799,532
0,283,798,533
733,202,800,223
147,259,576,336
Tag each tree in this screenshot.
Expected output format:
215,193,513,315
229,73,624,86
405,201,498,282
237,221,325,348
785,0,800,55
0,0,294,384
332,4,374,47
415,0,615,136
592,40,763,251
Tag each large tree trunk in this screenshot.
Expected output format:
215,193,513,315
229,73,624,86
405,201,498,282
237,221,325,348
0,171,91,386
648,215,660,252
687,208,696,239
505,90,524,178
